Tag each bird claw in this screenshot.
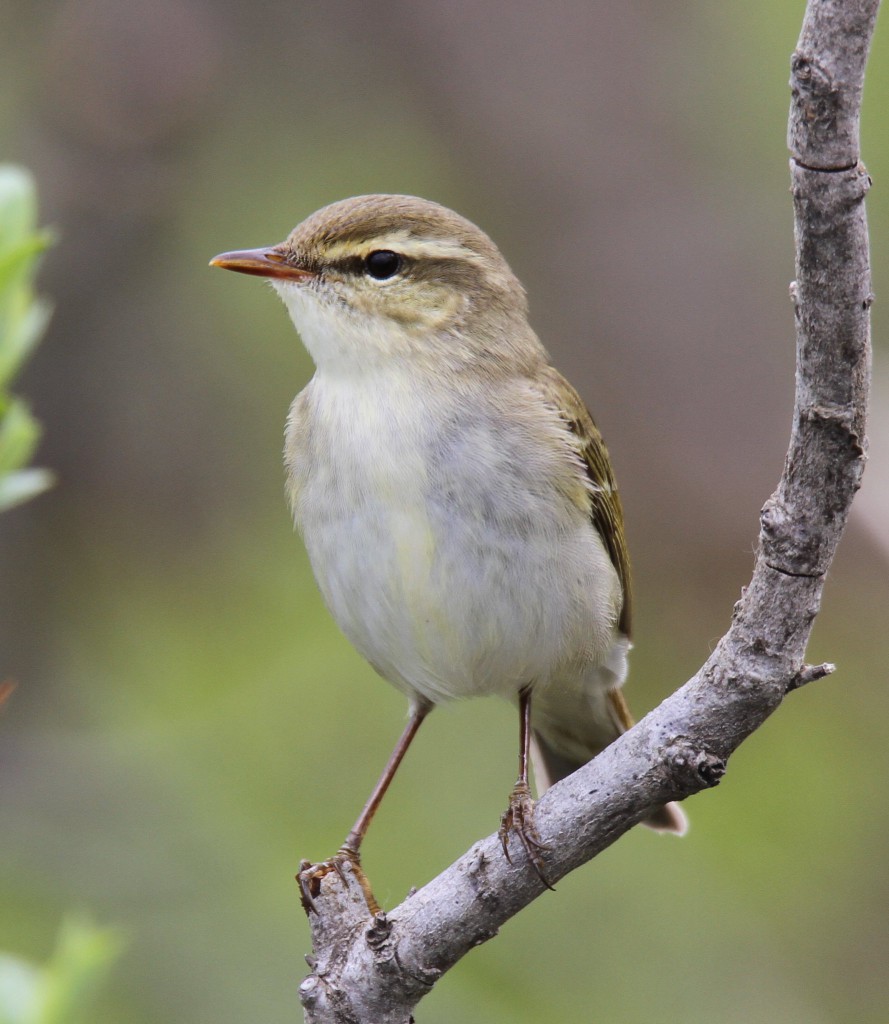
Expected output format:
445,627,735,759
498,782,555,890
297,848,381,916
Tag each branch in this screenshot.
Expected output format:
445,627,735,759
297,3,878,1019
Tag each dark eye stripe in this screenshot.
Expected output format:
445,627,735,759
326,254,404,278
325,252,474,283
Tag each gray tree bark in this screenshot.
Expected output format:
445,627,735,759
298,2,879,1020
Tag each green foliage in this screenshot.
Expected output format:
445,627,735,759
0,165,53,512
0,918,122,1024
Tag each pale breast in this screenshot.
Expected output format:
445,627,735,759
286,370,623,705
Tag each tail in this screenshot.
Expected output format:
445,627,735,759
530,685,687,835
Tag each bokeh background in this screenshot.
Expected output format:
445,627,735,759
2,2,888,1021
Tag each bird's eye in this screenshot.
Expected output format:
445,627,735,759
364,250,403,280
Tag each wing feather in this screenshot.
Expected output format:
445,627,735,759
534,365,632,638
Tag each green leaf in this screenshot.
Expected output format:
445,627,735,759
0,397,40,476
0,166,37,251
0,300,53,389
0,918,123,1024
0,468,54,512
0,233,53,313
0,164,53,512
32,918,124,1024
0,955,41,1024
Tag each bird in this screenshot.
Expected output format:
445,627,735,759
210,194,686,910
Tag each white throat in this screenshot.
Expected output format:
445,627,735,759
272,279,417,374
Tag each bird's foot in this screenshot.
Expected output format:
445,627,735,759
498,780,555,890
297,847,381,917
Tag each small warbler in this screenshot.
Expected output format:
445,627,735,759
211,195,685,904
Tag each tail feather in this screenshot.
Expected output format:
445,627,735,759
530,688,687,836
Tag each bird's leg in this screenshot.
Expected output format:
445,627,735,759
498,686,554,889
298,701,430,916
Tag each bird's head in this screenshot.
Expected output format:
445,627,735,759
211,194,540,374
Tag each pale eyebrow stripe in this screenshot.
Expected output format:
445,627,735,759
323,234,485,265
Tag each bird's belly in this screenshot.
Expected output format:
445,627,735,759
290,374,622,705
298,477,619,706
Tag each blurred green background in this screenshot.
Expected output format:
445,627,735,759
2,2,888,1021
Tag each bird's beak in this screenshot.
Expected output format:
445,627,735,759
209,246,315,281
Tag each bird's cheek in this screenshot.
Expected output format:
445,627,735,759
407,284,466,332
